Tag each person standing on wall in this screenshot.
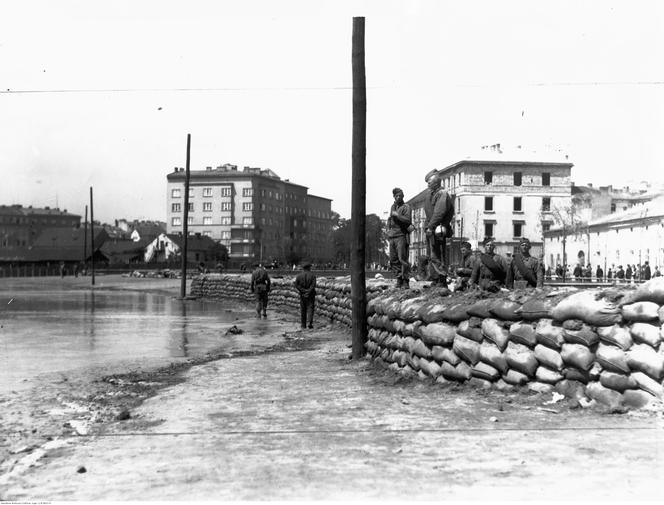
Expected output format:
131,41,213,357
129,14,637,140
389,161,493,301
250,262,271,319
295,261,317,329
506,237,544,289
423,170,454,287
387,187,413,289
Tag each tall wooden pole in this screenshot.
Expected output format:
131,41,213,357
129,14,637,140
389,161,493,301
180,134,191,298
351,17,367,359
83,205,88,265
89,187,95,286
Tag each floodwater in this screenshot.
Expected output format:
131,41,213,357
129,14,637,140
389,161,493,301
0,284,282,393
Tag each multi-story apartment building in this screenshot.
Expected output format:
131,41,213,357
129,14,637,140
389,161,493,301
0,204,81,249
166,164,334,265
407,146,573,263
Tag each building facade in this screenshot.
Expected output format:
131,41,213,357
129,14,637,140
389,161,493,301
166,164,334,265
0,205,81,249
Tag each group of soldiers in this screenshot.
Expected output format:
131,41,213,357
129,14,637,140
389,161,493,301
387,170,544,292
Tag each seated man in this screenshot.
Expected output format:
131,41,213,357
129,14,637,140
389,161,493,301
506,237,544,289
469,237,507,292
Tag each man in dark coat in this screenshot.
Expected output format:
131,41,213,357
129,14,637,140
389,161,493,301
294,261,317,329
596,264,604,281
250,263,271,318
423,170,454,286
643,261,652,281
626,265,633,281
469,237,507,292
616,265,625,280
387,187,413,289
506,237,544,289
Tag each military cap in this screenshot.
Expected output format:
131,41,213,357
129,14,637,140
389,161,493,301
392,187,404,196
483,237,495,246
519,237,531,246
424,169,440,182
460,241,471,249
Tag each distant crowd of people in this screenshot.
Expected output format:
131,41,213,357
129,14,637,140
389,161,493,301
547,261,661,283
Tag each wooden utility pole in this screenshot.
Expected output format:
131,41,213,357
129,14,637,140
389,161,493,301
83,205,88,266
180,134,191,298
89,187,95,286
351,17,367,359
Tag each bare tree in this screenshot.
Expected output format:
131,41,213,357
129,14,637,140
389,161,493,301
547,192,592,281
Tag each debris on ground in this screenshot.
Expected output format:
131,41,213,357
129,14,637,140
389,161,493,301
225,325,243,335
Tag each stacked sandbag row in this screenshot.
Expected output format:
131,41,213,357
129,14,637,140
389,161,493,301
366,278,664,409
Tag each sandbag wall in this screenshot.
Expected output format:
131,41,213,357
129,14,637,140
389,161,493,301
365,279,664,409
190,274,390,329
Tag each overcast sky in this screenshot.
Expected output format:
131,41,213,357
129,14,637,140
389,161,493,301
2,0,663,223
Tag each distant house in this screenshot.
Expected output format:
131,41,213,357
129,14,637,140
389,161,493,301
130,221,166,243
100,237,153,264
144,233,228,265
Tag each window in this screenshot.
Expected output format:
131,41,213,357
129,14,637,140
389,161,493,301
243,188,253,197
484,196,494,212
172,217,181,226
221,231,231,239
542,172,551,186
514,172,522,186
513,197,522,212
243,202,253,211
187,217,193,225
513,222,523,238
484,171,493,184
260,203,266,211
188,188,194,198
172,203,181,212
203,231,212,237
203,187,212,197
542,221,552,232
171,189,181,198
611,203,616,213
203,202,212,212
484,222,494,238
221,202,232,211
188,203,194,212
542,197,551,212
220,217,231,225
203,216,212,225
221,187,232,197
243,217,253,226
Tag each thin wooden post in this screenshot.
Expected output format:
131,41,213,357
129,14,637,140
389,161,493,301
90,187,95,286
83,205,88,268
351,17,367,360
180,134,191,298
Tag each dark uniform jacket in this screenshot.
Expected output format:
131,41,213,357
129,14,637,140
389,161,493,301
456,253,477,279
506,254,544,288
295,271,317,299
470,252,507,288
387,202,412,238
423,187,453,236
250,267,271,293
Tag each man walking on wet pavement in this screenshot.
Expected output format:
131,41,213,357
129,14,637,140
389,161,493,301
295,261,316,329
387,187,413,289
250,263,271,318
506,237,544,289
423,170,454,287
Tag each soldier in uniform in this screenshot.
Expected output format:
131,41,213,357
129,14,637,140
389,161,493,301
386,187,413,289
294,261,317,329
423,170,454,286
469,237,507,292
454,241,475,291
506,237,544,289
250,263,271,318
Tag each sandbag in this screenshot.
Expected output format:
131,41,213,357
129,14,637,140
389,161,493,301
534,344,564,371
431,346,461,365
385,298,403,320
392,319,407,335
456,320,484,343
623,389,659,409
402,322,419,337
505,341,538,378
402,336,417,353
620,277,664,305
471,362,501,381
440,361,463,381
380,347,391,361
599,371,638,392
411,338,433,359
441,303,470,323
467,316,483,328
468,377,493,389
631,371,664,399
586,381,624,409
554,379,587,400
398,297,428,322
629,322,662,348
597,325,633,351
479,341,508,374
659,306,664,324
535,366,564,384
515,299,553,320
467,299,495,319
452,335,481,365
595,343,630,374
509,322,538,347
417,300,450,324
419,322,456,347
406,353,420,371
481,318,509,351
621,301,660,323
560,343,595,371
589,362,602,381
626,344,664,380
535,320,565,349
562,319,584,331
563,326,599,347
563,367,590,384
502,368,529,385
419,358,442,378
551,291,621,326
455,361,473,380
489,300,523,321
393,350,408,367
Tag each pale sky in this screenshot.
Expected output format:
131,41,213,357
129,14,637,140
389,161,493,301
2,0,664,223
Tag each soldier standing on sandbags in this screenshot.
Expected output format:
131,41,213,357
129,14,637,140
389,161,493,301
506,237,544,289
250,263,271,318
469,237,507,292
423,170,454,287
387,187,413,289
454,241,476,291
294,261,317,329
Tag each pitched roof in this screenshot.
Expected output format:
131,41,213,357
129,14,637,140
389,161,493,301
32,227,108,249
165,233,220,251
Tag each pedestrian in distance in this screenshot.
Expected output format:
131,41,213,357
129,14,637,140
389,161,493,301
294,261,317,329
506,237,544,289
643,261,652,281
250,263,271,319
596,264,604,281
386,187,413,289
423,170,454,287
616,265,625,281
654,266,661,278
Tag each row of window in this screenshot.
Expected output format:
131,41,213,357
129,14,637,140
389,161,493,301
172,202,253,212
482,221,550,239
171,187,251,198
483,196,551,212
171,217,253,226
483,171,551,187
0,217,78,226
